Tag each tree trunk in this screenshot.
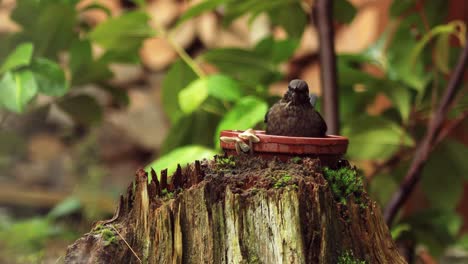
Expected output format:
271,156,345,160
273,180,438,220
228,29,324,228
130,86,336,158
65,157,406,264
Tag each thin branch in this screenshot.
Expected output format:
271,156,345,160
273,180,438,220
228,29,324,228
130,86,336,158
314,0,340,135
384,37,468,225
166,32,206,78
367,149,408,181
111,225,142,264
153,23,205,78
434,111,468,145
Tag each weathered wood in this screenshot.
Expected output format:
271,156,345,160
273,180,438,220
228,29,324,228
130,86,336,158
194,160,204,184
65,157,406,264
150,168,160,196
172,164,183,190
160,169,168,190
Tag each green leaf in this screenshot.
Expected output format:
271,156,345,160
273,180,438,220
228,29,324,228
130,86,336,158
337,58,379,86
89,11,154,52
69,39,93,77
434,34,450,74
215,96,268,147
423,0,448,28
363,31,388,69
69,40,113,85
0,43,34,74
390,0,414,17
202,48,280,86
206,74,243,101
337,55,412,125
390,224,411,240
0,217,60,251
178,74,243,114
162,60,198,124
378,81,412,122
388,28,431,92
178,78,209,114
221,0,305,38
47,197,81,220
342,115,414,160
160,111,221,154
0,70,38,113
12,2,78,59
368,173,398,207
58,95,102,126
334,0,357,24
456,234,468,250
409,22,463,68
30,58,68,97
80,2,112,17
401,209,461,256
177,0,227,26
133,0,147,8
254,37,299,63
421,140,468,209
11,0,42,29
267,1,306,39
224,0,292,25
222,0,260,25
99,49,141,64
145,145,218,176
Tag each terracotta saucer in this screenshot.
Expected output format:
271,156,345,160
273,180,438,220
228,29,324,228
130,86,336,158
220,130,349,166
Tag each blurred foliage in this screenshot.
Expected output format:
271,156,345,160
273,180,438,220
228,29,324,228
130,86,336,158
0,0,152,121
1,0,467,260
0,197,81,261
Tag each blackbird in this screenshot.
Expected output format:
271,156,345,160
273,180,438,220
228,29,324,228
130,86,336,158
265,79,327,137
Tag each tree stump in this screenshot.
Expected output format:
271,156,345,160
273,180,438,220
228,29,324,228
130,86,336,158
65,157,406,264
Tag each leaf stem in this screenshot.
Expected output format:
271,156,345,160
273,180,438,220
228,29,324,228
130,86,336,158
153,22,205,78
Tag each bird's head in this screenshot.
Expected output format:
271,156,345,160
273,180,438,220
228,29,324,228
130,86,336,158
284,79,310,105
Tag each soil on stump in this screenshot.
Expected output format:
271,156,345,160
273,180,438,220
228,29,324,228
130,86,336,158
65,156,406,264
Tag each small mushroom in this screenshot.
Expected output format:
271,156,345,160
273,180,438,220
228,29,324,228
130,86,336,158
220,136,251,154
237,140,250,153
238,129,260,154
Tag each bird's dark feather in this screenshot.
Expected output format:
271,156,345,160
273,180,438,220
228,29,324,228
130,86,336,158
265,81,327,137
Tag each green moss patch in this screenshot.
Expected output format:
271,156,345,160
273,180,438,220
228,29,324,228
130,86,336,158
338,250,366,264
323,167,365,207
93,224,118,246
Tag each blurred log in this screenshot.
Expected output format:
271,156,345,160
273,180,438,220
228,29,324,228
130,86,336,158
65,158,406,263
140,20,195,71
196,13,219,48
140,37,177,71
0,182,115,213
77,0,121,25
147,0,179,28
